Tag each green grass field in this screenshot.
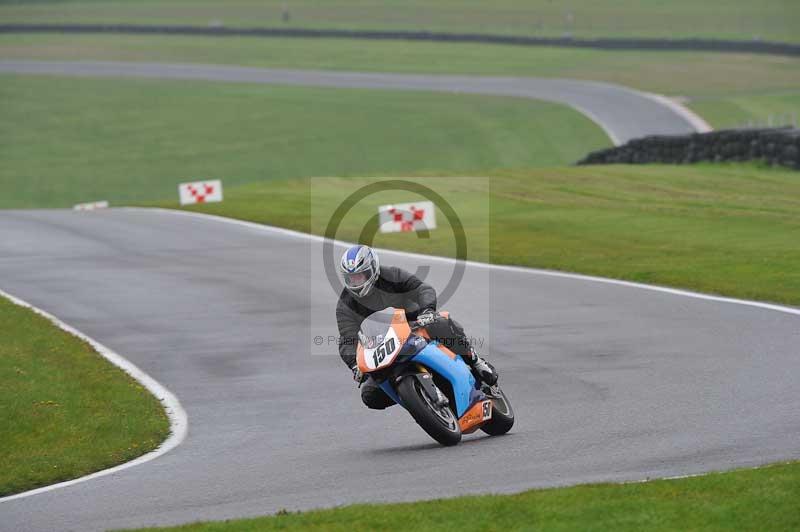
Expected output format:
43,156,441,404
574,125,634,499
125,461,800,531
2,33,798,128
3,34,799,96
162,164,800,307
0,74,609,209
2,0,798,42
0,295,170,497
689,91,800,129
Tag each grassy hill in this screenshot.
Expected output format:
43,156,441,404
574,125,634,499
0,74,609,209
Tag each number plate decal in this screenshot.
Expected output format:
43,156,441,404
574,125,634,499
364,328,401,370
482,400,493,421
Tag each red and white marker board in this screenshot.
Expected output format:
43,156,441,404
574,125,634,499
73,200,109,211
179,179,223,205
378,200,436,233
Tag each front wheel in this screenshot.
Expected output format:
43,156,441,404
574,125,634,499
397,376,462,446
480,384,515,436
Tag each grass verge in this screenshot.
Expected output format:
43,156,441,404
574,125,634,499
0,74,609,209
123,461,800,531
0,295,170,497
158,164,800,307
688,91,800,129
1,0,797,42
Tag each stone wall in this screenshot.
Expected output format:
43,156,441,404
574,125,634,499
578,128,800,170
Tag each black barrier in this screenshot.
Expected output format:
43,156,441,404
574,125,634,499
577,127,800,170
2,24,800,57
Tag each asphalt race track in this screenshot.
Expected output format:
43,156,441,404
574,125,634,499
0,60,709,145
0,208,798,531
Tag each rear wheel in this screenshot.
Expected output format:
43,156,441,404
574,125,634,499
397,376,462,446
480,384,515,436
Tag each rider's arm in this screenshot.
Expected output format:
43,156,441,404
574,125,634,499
395,268,437,317
336,294,364,369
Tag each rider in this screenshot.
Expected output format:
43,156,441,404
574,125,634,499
336,244,498,410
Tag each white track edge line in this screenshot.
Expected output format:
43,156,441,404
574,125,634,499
0,288,188,504
626,460,795,484
639,91,713,133
125,207,800,318
589,78,714,134
567,103,622,146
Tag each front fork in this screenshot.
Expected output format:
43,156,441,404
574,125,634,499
377,363,449,409
409,365,449,408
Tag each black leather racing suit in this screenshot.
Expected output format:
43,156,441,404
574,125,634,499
336,265,474,409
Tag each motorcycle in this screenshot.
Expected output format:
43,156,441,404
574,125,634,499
356,309,514,446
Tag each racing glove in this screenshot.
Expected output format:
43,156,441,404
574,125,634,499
416,309,439,327
352,366,366,385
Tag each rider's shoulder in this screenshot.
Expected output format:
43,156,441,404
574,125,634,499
379,265,410,282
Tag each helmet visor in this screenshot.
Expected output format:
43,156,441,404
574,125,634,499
344,271,370,289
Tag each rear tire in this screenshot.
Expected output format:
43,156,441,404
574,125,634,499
480,384,515,436
397,376,462,446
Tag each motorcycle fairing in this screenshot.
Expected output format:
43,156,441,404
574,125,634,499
459,399,493,434
409,341,478,418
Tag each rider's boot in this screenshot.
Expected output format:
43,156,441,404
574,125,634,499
465,348,498,385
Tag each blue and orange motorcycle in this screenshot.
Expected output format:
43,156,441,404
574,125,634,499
357,309,514,446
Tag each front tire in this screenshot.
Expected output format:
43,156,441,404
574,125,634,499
480,384,515,436
397,376,462,446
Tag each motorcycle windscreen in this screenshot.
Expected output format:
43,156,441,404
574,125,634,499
356,308,411,372
357,309,393,348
